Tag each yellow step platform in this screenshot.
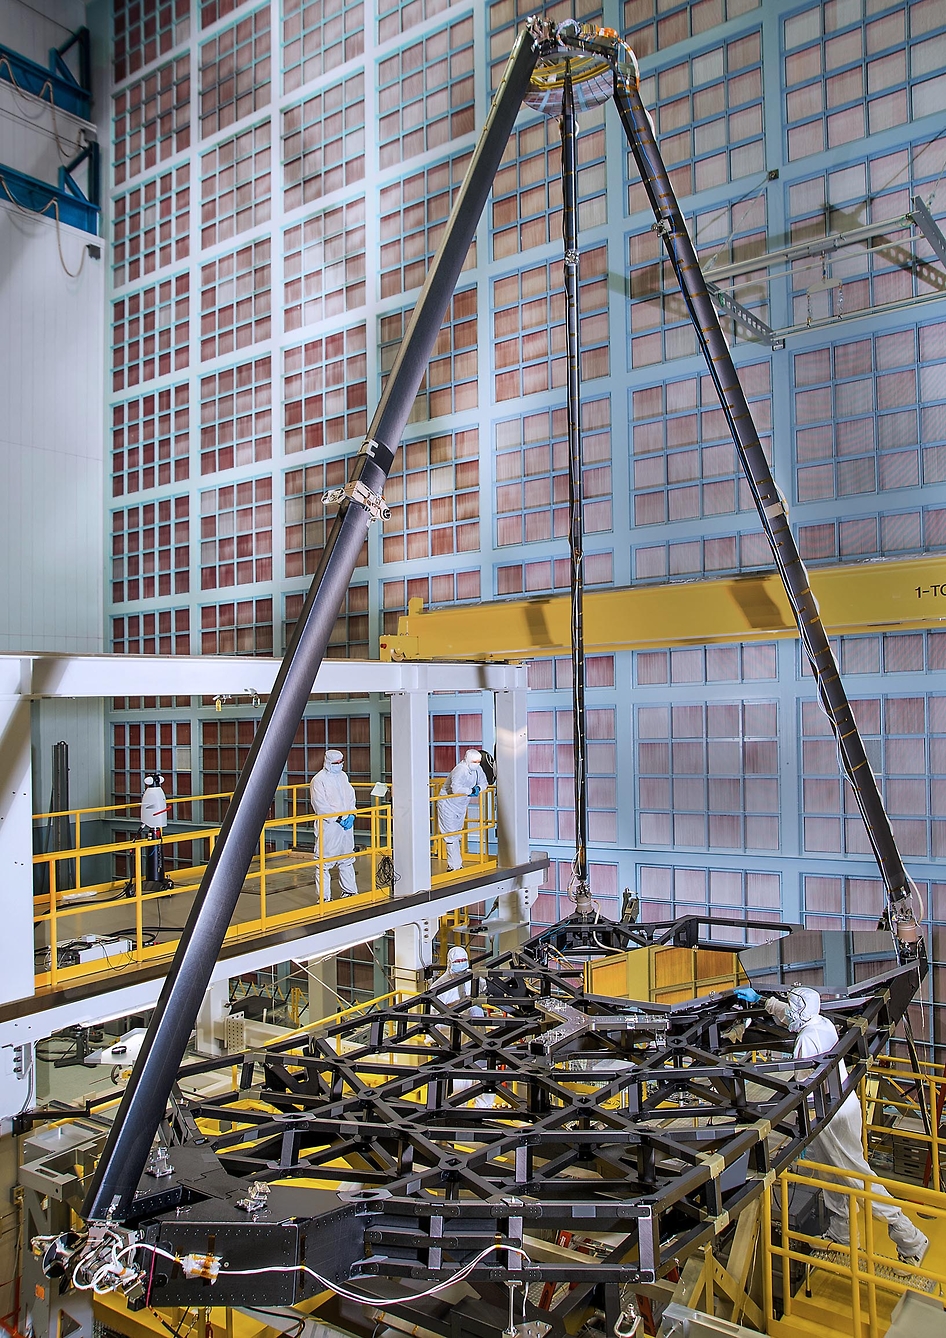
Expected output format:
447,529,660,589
768,1202,946,1338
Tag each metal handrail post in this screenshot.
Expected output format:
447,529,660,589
849,1189,863,1337
259,831,267,928
780,1170,792,1317
863,1189,878,1338
931,1071,941,1191
761,1181,774,1326
48,859,58,989
134,856,143,960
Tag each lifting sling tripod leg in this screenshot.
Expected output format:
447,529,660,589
81,25,544,1223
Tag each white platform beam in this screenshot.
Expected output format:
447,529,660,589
12,654,525,699
0,871,532,1058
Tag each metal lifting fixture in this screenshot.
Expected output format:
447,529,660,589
83,18,922,1227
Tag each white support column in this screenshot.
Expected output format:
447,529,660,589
195,978,230,1056
495,677,529,868
393,920,433,996
0,660,36,1006
306,955,339,1023
493,674,534,951
390,688,431,895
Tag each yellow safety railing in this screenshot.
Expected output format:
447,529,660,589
758,1056,946,1334
763,1158,946,1335
33,792,393,993
429,779,497,882
861,1051,946,1193
32,781,382,845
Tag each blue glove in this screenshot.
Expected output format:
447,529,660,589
338,814,355,830
471,785,480,797
734,986,761,1004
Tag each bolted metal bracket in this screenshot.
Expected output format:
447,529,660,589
706,281,784,349
911,194,946,270
322,479,391,523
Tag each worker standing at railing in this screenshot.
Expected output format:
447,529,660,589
766,985,929,1266
310,749,357,900
125,773,173,893
436,749,488,873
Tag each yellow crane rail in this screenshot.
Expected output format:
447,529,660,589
380,553,946,661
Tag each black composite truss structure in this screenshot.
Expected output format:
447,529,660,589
81,16,925,1245
116,938,920,1336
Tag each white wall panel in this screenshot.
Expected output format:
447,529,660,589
0,205,104,458
0,436,103,651
31,699,106,814
0,202,104,655
0,0,86,68
0,86,92,186
0,0,108,1035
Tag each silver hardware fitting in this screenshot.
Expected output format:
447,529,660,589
564,248,580,265
145,1146,174,1179
236,1180,271,1213
322,480,391,523
614,1308,641,1337
527,15,556,46
652,218,672,236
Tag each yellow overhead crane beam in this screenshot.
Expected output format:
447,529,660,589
379,553,946,661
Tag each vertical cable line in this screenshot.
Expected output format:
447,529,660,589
560,73,591,910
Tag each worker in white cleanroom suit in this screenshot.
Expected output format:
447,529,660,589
436,749,488,872
766,985,929,1264
431,944,475,1004
137,773,172,889
430,946,493,1106
309,749,357,900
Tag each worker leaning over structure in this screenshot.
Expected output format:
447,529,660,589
765,985,929,1265
437,748,488,872
310,748,357,900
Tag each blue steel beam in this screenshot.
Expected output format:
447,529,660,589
0,144,100,236
0,28,91,121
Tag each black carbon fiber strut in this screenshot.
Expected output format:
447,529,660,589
595,43,912,913
82,25,544,1224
